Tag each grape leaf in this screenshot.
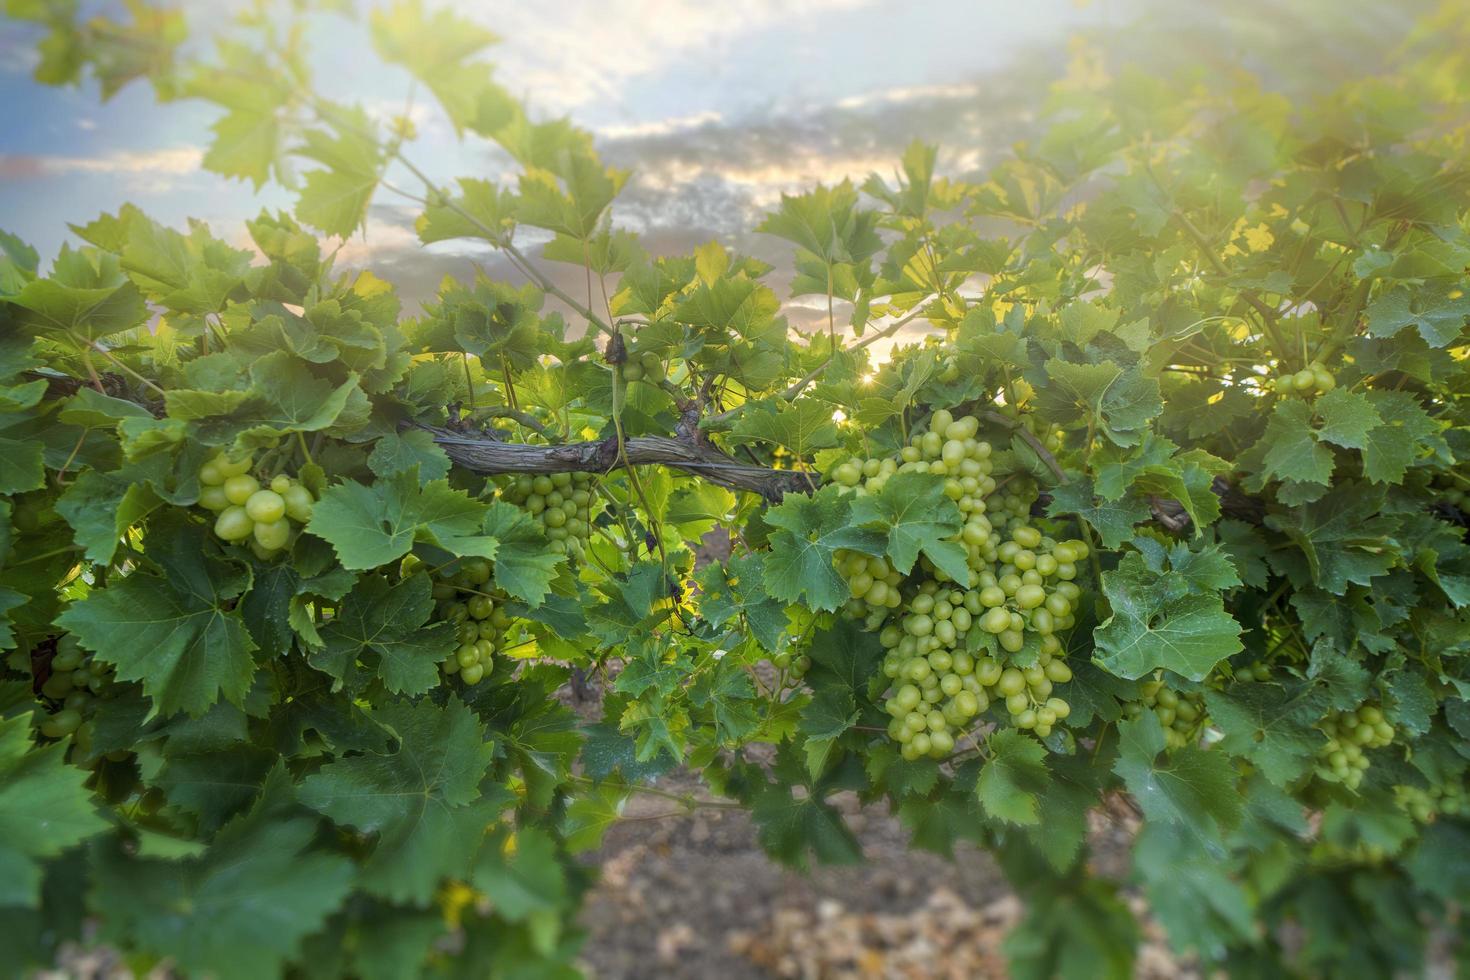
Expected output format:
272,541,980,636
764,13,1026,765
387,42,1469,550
1365,284,1470,347
310,573,453,696
57,522,257,717
307,467,498,570
1114,713,1242,840
976,729,1049,825
838,470,970,582
1047,476,1150,549
1093,552,1243,681
480,500,562,606
299,696,507,904
91,774,355,980
0,712,106,907
761,486,864,612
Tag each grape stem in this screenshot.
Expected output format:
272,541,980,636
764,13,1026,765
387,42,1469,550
980,411,1067,483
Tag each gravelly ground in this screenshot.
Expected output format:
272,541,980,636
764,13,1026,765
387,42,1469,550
573,767,1191,980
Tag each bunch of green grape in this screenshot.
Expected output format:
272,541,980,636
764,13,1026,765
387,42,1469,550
1232,661,1274,683
1316,703,1395,790
618,349,667,385
1430,471,1467,510
1270,360,1336,397
1395,781,1466,823
1122,674,1208,749
197,450,315,558
430,558,511,686
499,472,600,560
36,633,115,741
828,408,1091,759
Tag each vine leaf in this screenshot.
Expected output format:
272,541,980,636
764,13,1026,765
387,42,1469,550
1114,713,1243,841
91,769,355,980
307,467,498,570
1093,552,1242,681
976,729,1049,825
299,696,508,904
839,471,970,582
57,522,257,717
310,573,453,696
0,712,106,907
761,486,867,612
480,501,563,606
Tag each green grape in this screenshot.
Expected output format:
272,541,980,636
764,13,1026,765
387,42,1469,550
833,408,1091,758
1123,673,1208,749
37,634,117,756
1315,702,1394,789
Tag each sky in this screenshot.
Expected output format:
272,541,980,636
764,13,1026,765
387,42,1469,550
0,0,1431,341
0,0,1127,328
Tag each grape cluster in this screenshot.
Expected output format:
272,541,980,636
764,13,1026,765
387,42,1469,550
1316,703,1394,790
1233,661,1274,683
618,350,666,384
1271,361,1335,397
499,472,600,560
431,558,512,686
1395,781,1467,823
197,451,315,559
829,408,1090,759
1430,472,1467,511
37,633,115,742
1123,674,1208,749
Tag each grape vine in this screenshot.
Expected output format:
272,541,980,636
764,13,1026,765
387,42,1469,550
1,1,1468,978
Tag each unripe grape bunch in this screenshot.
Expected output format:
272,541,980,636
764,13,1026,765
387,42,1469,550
1395,780,1466,824
196,450,315,559
1315,702,1394,790
1270,360,1335,397
499,471,601,560
829,407,1091,759
36,632,117,748
429,557,513,686
1122,673,1209,750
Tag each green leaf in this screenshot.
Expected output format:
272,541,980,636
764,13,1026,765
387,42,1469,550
1113,713,1242,840
1366,284,1470,347
840,471,970,583
1004,874,1137,980
480,501,563,606
471,826,570,921
1360,389,1437,484
1314,388,1381,449
300,696,505,904
1202,682,1325,787
57,522,257,717
727,399,841,457
307,468,497,570
92,775,355,980
761,486,861,612
0,712,106,907
1093,552,1243,681
1047,477,1150,549
976,729,1049,825
750,783,862,870
368,428,451,484
54,467,161,565
1257,398,1334,486
310,573,453,695
1133,821,1255,956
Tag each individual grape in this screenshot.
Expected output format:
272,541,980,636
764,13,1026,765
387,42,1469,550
245,489,286,524
223,474,261,506
214,506,254,542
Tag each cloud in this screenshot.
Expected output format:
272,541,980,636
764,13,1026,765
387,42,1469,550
0,146,203,178
482,0,874,112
